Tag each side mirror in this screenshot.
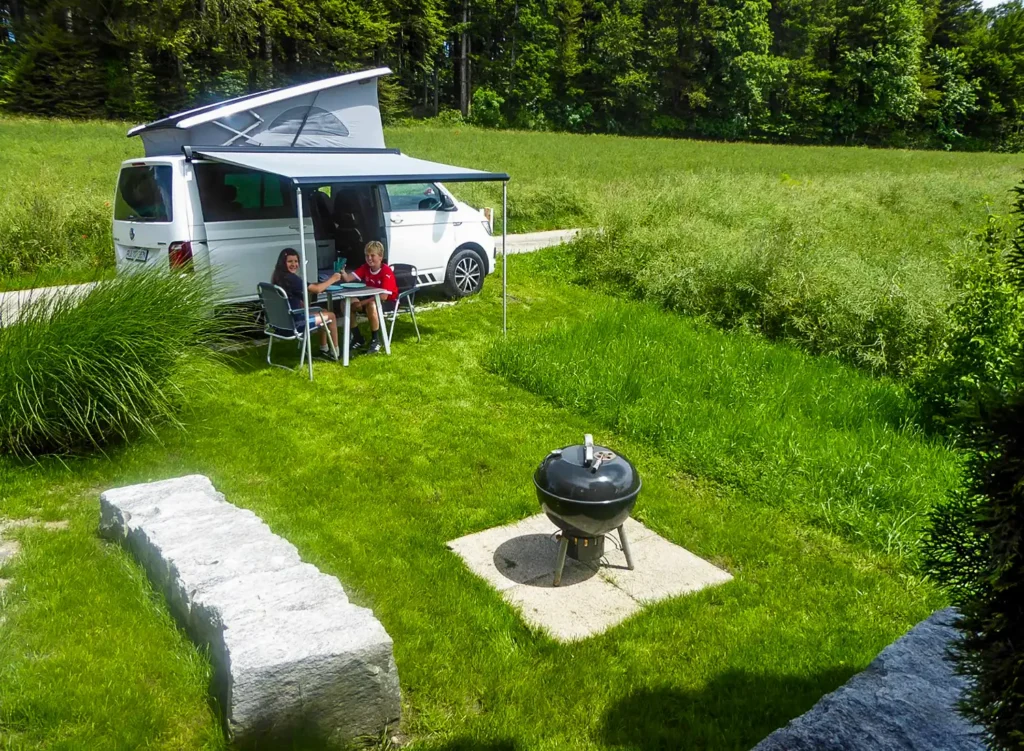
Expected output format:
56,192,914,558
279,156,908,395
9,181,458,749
440,194,456,211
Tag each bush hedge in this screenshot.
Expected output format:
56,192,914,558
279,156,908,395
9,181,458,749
924,179,1024,749
910,210,1024,430
0,270,229,456
923,384,1024,749
567,178,952,377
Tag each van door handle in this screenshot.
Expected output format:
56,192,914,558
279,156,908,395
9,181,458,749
390,217,403,225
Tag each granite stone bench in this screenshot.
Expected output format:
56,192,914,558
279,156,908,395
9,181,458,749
99,475,400,746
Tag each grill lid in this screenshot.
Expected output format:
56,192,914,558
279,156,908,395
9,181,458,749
534,434,640,503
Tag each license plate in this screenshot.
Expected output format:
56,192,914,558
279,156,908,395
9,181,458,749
125,247,149,262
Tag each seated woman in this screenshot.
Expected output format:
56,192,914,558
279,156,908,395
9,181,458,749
271,248,342,359
338,240,398,354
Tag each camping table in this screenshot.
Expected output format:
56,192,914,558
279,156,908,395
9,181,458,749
323,285,392,366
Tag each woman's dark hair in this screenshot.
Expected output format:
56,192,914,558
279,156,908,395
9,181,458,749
271,248,300,287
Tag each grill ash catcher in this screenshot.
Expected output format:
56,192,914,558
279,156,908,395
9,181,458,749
534,434,641,586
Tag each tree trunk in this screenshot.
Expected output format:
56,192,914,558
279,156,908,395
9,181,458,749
433,65,439,116
460,0,470,117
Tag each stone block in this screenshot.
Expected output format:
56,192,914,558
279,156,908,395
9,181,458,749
100,475,400,746
753,608,985,751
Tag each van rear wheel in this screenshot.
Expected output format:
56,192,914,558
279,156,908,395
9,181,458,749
444,248,485,298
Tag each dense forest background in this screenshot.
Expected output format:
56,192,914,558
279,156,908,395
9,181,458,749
0,0,1021,150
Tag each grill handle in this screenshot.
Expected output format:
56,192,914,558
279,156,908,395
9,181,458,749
584,434,594,466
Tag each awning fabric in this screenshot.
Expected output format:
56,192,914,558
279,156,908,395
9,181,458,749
193,148,509,184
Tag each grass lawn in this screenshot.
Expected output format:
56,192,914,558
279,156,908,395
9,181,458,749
0,251,948,749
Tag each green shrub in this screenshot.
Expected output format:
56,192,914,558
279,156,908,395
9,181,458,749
471,87,505,128
910,215,1024,430
569,180,948,376
0,270,230,456
923,386,1024,748
923,182,1024,747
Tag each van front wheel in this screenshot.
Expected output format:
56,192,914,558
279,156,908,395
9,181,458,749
444,248,485,298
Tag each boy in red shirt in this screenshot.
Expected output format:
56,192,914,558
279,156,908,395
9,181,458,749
339,240,398,354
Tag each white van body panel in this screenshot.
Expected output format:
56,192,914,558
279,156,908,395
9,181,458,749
113,158,494,302
204,219,317,304
383,183,494,287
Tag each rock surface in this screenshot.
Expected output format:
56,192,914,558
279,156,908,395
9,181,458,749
754,608,984,751
99,475,400,746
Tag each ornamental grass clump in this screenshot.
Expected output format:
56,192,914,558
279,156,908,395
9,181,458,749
0,270,229,456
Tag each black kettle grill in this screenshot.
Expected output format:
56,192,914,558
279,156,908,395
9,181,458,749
534,434,641,586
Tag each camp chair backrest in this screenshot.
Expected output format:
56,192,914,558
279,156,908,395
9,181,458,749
391,263,418,294
257,283,297,332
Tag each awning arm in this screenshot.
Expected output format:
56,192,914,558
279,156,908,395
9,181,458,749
502,180,508,337
296,184,314,380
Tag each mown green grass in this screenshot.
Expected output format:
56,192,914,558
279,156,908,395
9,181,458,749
487,255,960,562
0,253,946,749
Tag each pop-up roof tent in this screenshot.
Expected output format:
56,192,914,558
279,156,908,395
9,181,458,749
129,68,510,380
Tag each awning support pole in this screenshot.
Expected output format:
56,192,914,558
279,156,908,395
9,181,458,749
502,180,508,337
296,184,313,381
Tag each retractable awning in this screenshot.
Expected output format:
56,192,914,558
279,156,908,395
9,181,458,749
191,147,509,184
189,146,510,381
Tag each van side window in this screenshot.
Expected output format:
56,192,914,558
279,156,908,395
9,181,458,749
115,165,173,222
196,163,295,222
386,183,442,212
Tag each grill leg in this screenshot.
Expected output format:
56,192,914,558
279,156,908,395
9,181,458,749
553,535,569,587
618,524,634,570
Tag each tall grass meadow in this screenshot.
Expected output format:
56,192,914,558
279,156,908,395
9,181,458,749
487,301,961,562
567,172,998,377
0,269,231,456
0,117,137,286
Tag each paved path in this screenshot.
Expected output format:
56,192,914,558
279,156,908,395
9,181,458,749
0,229,580,327
502,229,579,254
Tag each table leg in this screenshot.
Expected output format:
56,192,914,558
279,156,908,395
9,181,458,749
375,294,391,355
342,297,351,367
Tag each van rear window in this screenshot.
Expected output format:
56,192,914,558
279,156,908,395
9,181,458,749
195,163,295,222
114,165,173,222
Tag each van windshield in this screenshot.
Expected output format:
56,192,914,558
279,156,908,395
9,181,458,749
115,165,173,222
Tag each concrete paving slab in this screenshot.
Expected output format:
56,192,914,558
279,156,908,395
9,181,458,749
448,513,732,642
447,514,590,592
598,532,733,603
505,573,641,641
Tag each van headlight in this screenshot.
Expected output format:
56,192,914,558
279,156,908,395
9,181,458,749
482,220,492,236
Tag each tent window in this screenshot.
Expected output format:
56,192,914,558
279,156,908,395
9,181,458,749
265,106,350,142
195,163,294,222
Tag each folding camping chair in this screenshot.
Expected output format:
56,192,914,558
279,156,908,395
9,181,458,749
257,283,337,370
385,264,421,343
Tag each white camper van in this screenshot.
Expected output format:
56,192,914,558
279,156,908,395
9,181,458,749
113,68,504,303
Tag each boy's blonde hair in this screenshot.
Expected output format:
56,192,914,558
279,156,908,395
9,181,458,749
364,240,385,259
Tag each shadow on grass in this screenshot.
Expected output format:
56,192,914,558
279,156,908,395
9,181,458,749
601,667,856,750
219,321,440,375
